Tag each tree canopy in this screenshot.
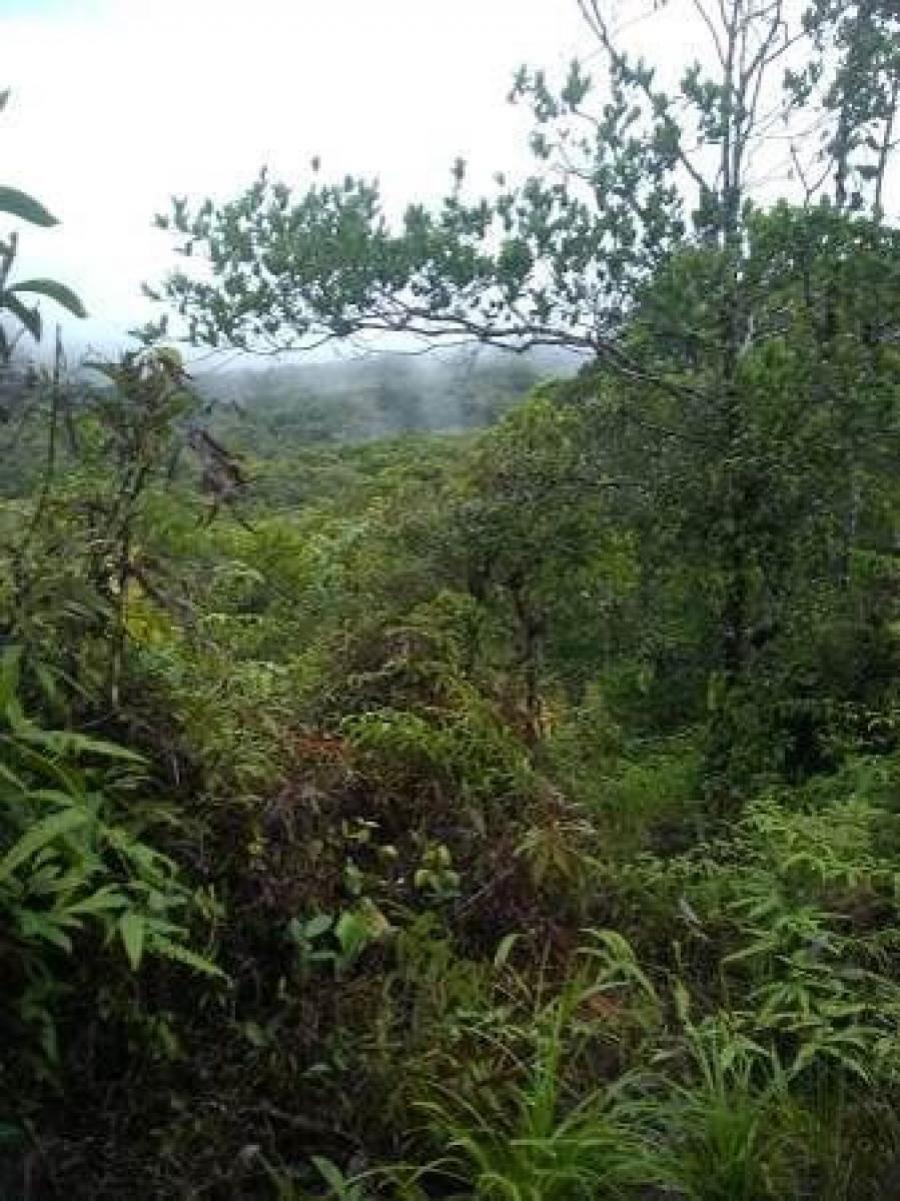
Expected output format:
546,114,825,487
150,1,898,371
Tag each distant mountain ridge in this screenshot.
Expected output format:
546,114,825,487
194,345,580,450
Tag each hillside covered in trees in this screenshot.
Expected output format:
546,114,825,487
0,2,899,1198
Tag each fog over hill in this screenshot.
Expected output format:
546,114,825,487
194,345,581,450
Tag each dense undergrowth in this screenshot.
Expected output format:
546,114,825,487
0,320,896,1197
1,2,899,1192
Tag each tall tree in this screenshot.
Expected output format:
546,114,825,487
149,2,896,361
148,0,899,789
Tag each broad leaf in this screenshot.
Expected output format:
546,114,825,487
1,292,41,343
10,278,86,319
64,885,128,917
0,807,88,881
304,912,333,939
18,911,73,951
119,910,146,970
14,724,146,764
0,185,58,227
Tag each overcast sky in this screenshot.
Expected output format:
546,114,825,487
2,1,893,361
2,0,595,354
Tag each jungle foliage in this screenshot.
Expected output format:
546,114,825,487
1,2,899,1197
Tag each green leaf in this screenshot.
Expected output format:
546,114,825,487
312,1156,356,1200
335,909,371,961
1,291,41,343
119,910,146,970
494,931,522,968
304,912,333,939
0,735,83,795
15,724,146,764
28,788,93,807
0,807,88,881
0,185,58,227
19,911,73,950
148,933,226,978
333,900,390,971
241,1020,268,1048
0,645,20,710
0,760,27,793
9,278,87,319
65,885,128,917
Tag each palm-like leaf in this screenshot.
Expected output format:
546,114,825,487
9,278,86,318
0,185,58,228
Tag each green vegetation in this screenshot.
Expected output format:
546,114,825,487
1,3,899,1197
0,87,86,368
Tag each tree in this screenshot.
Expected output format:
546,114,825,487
149,3,896,361
148,0,899,789
588,203,900,784
794,0,900,218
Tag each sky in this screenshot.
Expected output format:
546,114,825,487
2,0,894,361
1,0,592,355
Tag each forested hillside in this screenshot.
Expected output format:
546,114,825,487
1,2,899,1198
196,351,569,450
